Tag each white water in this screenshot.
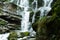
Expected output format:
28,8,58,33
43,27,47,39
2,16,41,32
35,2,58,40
19,0,30,32
32,0,38,23
0,0,53,40
32,0,53,23
39,0,53,19
0,33,10,40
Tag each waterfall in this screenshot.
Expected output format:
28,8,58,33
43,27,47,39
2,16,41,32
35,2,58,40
19,0,30,32
32,0,53,23
32,0,38,23
0,0,53,40
39,0,53,19
21,11,30,32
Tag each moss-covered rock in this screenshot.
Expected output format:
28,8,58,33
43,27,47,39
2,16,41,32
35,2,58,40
8,3,17,12
20,32,30,38
8,32,18,40
34,0,60,40
35,17,47,40
7,24,20,30
0,19,7,26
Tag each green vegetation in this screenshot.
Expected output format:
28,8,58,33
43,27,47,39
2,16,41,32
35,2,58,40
0,20,7,26
8,32,17,40
32,0,60,40
0,0,60,40
20,32,30,37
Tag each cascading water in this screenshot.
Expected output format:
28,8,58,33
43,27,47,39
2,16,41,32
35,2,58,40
0,0,53,40
0,33,10,40
39,0,53,19
32,0,38,23
18,0,36,37
20,0,30,32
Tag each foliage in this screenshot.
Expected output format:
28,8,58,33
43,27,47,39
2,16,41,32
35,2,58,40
20,32,30,37
32,0,60,40
0,20,7,26
8,32,17,40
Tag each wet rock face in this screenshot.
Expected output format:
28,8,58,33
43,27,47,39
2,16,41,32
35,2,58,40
8,3,17,12
0,15,21,25
0,19,9,34
0,27,9,34
0,15,21,33
0,0,21,34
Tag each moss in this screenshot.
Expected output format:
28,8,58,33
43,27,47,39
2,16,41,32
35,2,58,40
32,16,47,31
20,32,30,37
24,32,30,36
0,20,7,26
36,17,47,40
46,0,60,39
36,0,60,40
47,13,57,23
8,32,17,40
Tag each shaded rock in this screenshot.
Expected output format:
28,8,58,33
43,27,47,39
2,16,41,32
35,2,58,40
0,18,8,26
0,17,20,33
0,19,10,33
38,0,44,8
0,27,9,34
7,3,17,12
7,24,20,30
29,11,34,22
0,15,21,25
